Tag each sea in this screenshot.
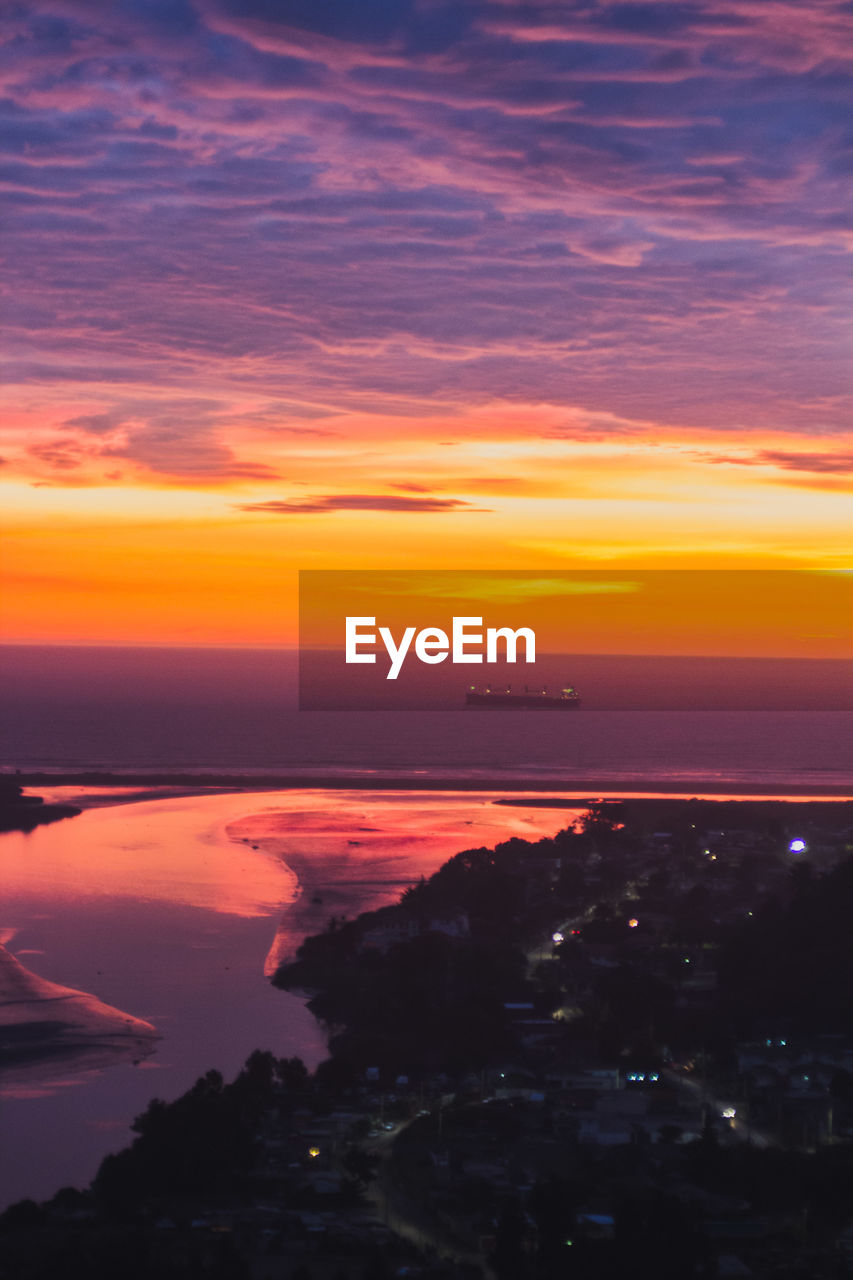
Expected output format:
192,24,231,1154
2,645,853,789
1,645,852,1209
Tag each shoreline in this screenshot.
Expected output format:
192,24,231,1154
9,773,850,793
37,784,248,811
260,848,359,973
9,770,853,799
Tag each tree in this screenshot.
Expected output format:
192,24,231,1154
342,1145,379,1189
492,1196,527,1280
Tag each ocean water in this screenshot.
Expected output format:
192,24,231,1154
1,645,852,788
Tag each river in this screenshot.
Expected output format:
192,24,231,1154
0,787,579,1207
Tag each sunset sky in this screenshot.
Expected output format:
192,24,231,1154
1,0,851,646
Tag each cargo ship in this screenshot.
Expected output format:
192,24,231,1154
465,684,580,709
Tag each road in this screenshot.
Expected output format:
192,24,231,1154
663,1067,776,1149
364,1114,496,1279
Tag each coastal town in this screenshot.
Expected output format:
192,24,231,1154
4,796,853,1277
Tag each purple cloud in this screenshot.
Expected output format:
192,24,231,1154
235,494,489,513
1,0,851,481
708,449,853,475
28,440,85,469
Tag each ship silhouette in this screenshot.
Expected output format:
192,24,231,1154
465,683,580,709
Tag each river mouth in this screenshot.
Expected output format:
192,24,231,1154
0,786,577,1208
6,782,848,1207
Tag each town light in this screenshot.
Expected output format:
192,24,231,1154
789,838,807,853
721,1107,736,1120
308,1146,320,1159
628,918,639,929
552,931,564,944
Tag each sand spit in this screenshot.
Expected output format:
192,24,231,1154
0,944,158,1080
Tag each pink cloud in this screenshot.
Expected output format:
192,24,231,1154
234,494,490,514
1,0,851,484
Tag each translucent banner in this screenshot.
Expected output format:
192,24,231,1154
298,570,853,711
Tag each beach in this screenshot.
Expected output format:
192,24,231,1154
24,772,853,797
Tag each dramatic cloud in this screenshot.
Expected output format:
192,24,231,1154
1,0,851,497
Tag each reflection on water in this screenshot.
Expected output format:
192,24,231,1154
223,790,582,972
0,788,575,1208
0,792,299,918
